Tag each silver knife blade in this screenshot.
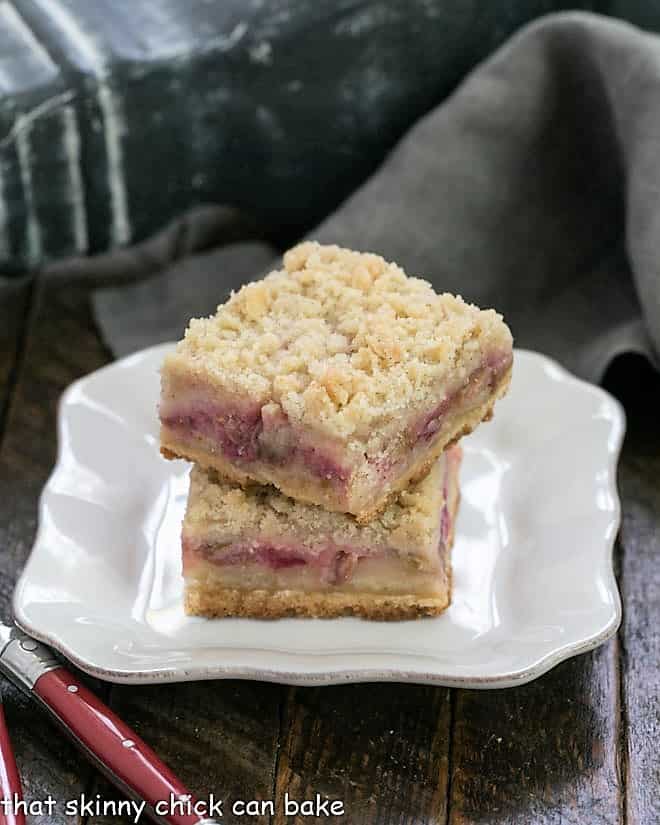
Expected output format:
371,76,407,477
0,622,60,690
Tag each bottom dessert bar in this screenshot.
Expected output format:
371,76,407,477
182,446,462,620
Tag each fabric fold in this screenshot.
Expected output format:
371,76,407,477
93,12,660,380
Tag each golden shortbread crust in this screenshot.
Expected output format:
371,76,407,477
184,587,450,620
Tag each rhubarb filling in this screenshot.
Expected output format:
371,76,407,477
161,399,350,485
410,351,512,444
183,505,450,593
182,448,459,597
161,351,509,507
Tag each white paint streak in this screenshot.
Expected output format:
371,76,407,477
334,6,402,37
226,21,249,49
0,91,74,149
249,40,273,65
61,106,88,253
14,115,41,265
255,105,284,141
31,0,131,245
0,166,9,260
203,21,248,54
98,81,130,245
0,3,56,84
31,0,106,72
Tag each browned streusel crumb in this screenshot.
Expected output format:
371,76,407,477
184,450,458,556
163,241,513,443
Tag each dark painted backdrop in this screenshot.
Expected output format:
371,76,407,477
0,0,655,270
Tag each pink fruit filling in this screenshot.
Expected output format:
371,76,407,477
183,455,455,587
440,445,461,545
163,350,509,489
183,502,450,586
165,406,263,461
182,536,373,585
162,401,350,484
412,350,512,443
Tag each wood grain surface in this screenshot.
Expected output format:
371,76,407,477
448,644,622,825
0,274,110,824
273,684,451,824
0,273,657,825
606,356,660,825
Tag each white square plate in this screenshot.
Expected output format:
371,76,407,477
13,346,624,688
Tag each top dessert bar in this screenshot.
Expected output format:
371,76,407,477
160,241,513,520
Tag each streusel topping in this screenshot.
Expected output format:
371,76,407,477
167,242,512,439
184,451,456,554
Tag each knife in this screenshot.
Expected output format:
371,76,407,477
0,698,24,825
0,622,219,825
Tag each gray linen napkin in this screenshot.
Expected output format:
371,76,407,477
94,12,660,381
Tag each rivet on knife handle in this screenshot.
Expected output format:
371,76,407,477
0,632,60,690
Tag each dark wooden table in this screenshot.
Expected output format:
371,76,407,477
0,268,658,825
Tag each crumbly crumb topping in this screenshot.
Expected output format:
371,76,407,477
184,450,459,555
165,242,512,440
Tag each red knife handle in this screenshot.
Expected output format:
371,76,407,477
0,705,24,825
32,668,204,825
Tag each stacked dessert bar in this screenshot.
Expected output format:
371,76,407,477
160,242,513,619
